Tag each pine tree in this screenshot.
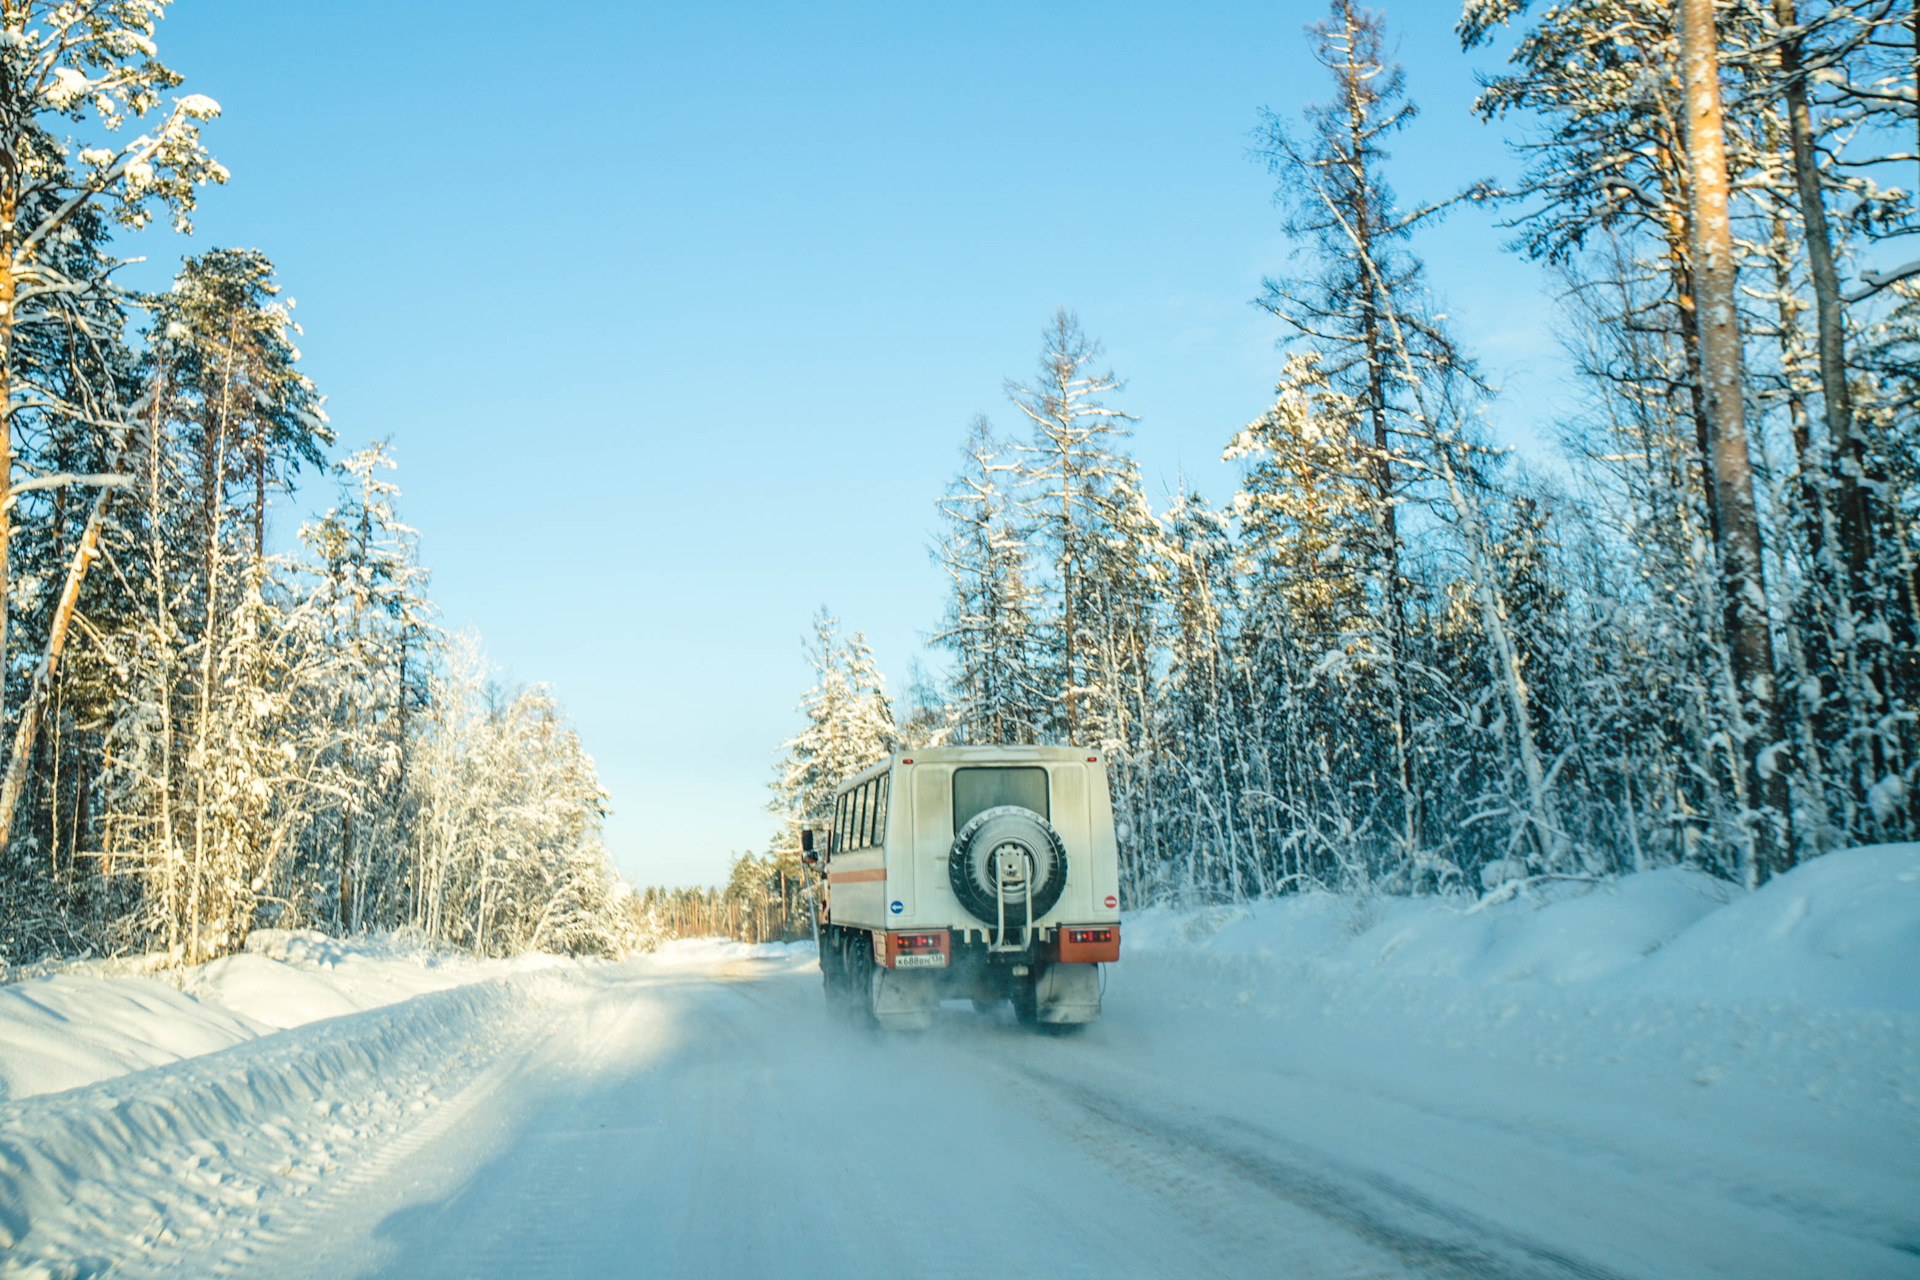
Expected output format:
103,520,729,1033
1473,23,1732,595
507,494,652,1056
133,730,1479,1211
298,444,425,933
1007,309,1139,745
1254,0,1483,865
771,609,899,841
0,0,223,770
931,416,1045,745
1226,354,1379,885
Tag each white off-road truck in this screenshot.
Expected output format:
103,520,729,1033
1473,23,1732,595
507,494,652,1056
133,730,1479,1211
799,745,1121,1031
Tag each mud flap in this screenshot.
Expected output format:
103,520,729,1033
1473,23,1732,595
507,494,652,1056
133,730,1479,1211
870,966,938,1031
1035,962,1101,1024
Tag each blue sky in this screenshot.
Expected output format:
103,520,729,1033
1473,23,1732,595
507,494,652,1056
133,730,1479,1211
127,0,1567,887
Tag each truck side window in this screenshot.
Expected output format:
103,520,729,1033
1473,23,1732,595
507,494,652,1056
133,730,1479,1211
953,766,1049,831
832,793,847,854
872,774,889,847
852,784,867,849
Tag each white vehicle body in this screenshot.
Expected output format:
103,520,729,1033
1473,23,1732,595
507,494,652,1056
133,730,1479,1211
811,745,1121,1030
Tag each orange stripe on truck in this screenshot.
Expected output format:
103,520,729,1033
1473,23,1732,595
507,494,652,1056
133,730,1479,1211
829,869,886,884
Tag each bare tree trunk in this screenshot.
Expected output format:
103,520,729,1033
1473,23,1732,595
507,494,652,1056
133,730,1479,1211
1680,0,1791,883
147,380,180,959
1332,6,1418,868
1773,0,1871,597
1060,466,1077,744
0,486,112,844
253,431,266,562
0,180,17,784
190,320,239,959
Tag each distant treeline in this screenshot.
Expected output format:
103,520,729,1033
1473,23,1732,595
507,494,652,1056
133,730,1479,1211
639,849,811,945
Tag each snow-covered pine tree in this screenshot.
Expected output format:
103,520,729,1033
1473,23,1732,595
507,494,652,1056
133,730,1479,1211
770,609,900,841
1225,353,1384,888
0,0,223,773
1154,489,1259,901
296,444,428,934
1255,0,1480,873
931,416,1046,745
0,2,226,953
1001,310,1170,886
1074,449,1166,889
1006,309,1140,747
85,251,334,960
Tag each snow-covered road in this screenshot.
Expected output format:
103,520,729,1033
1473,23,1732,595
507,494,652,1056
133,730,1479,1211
38,939,1908,1280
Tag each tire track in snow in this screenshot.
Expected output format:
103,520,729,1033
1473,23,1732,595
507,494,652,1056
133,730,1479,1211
984,1056,1631,1280
241,964,1422,1280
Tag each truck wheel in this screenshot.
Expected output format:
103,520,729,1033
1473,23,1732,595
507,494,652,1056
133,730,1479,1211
820,933,850,1007
1011,978,1038,1026
846,933,879,1026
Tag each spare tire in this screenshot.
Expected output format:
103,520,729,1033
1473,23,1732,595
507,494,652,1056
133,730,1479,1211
949,805,1067,928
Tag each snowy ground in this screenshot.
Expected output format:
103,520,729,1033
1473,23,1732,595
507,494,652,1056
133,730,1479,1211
2,848,1917,1278
0,930,570,1101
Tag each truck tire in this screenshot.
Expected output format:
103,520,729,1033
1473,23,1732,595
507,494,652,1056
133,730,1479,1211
820,932,851,1007
1011,976,1038,1026
845,931,878,1026
948,805,1067,929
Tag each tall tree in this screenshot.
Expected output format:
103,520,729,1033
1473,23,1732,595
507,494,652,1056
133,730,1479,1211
1257,0,1479,864
1007,309,1137,745
0,0,223,747
931,416,1045,745
771,609,899,840
1680,0,1791,881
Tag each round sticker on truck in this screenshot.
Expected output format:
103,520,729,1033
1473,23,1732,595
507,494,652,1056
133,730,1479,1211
890,900,904,914
1104,895,1118,908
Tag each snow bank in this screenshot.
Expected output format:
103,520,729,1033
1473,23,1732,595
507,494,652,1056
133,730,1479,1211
182,928,565,1028
1628,844,1920,1011
1127,846,1919,1011
0,970,567,1271
1115,846,1920,1141
0,974,261,1103
0,929,570,1102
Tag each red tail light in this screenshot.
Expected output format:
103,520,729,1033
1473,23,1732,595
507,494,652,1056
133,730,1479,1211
1058,923,1121,963
884,930,951,967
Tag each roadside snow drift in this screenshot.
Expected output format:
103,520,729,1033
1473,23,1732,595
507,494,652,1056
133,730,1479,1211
0,974,260,1103
0,929,566,1101
1629,844,1920,1009
0,972,566,1269
0,932,589,1276
1125,844,1920,1011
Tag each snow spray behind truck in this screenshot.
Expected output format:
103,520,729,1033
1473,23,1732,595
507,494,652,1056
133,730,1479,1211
800,746,1121,1030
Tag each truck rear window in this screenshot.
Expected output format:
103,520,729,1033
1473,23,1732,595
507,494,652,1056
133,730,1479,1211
952,766,1049,830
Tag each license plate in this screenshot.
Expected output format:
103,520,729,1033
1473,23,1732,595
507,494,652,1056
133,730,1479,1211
894,953,946,968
